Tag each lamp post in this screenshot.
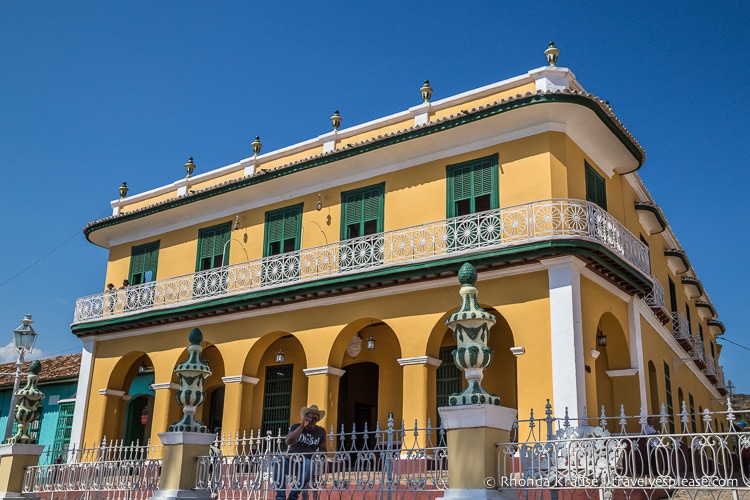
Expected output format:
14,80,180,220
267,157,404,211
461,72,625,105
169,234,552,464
3,314,38,442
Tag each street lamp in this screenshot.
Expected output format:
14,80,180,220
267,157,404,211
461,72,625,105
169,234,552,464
4,314,38,442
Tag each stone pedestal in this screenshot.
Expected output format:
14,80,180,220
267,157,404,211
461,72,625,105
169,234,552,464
438,404,517,500
0,443,43,499
150,432,216,500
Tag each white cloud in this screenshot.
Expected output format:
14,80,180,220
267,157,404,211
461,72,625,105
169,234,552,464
0,342,44,364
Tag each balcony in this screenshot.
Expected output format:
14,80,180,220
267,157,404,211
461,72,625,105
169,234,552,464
644,276,670,324
671,311,692,351
73,199,651,325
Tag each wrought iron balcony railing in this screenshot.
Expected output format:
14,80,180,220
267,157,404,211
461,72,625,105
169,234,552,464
644,275,665,309
73,199,650,324
671,311,690,343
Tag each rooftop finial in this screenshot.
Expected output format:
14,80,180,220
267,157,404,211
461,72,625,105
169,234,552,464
545,41,560,67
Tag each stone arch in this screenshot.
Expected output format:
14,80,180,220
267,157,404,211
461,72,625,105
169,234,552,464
593,312,638,419
329,318,402,430
102,351,155,444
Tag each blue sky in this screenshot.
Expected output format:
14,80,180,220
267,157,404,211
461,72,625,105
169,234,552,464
1,2,748,395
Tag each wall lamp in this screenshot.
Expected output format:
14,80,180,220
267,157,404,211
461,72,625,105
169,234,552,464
316,194,327,211
367,336,376,351
275,348,285,364
596,330,608,347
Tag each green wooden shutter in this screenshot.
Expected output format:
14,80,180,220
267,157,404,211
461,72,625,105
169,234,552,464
446,154,499,217
585,161,607,210
129,241,159,284
663,361,674,433
196,223,231,271
436,345,462,416
341,184,384,240
261,364,293,437
264,204,303,257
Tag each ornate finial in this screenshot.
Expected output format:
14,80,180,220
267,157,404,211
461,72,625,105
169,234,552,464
444,263,499,406
251,136,262,156
8,360,45,444
118,181,129,199
169,328,212,433
184,157,196,178
330,110,342,131
420,80,433,103
188,327,203,345
545,41,560,67
457,262,477,285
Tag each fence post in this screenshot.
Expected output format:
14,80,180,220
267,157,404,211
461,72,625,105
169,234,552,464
150,328,215,500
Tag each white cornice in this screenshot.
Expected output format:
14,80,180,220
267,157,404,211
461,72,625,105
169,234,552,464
98,388,125,397
397,356,442,367
303,366,346,377
606,368,638,377
150,382,179,391
221,375,259,385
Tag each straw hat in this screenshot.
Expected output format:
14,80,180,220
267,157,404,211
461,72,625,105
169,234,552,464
300,404,325,420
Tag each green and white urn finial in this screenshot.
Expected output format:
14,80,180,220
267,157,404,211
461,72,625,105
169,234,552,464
8,360,45,444
168,328,212,432
445,263,500,406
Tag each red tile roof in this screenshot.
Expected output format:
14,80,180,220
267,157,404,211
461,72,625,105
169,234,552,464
0,353,81,388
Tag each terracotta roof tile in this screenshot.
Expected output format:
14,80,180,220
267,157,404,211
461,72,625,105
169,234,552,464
0,353,81,388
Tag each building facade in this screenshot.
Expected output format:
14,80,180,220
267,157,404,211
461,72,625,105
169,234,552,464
69,46,728,450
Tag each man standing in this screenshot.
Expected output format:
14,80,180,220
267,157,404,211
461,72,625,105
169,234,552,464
275,405,327,500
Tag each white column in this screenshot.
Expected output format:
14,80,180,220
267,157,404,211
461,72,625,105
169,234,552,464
544,257,586,419
68,338,96,452
629,299,648,411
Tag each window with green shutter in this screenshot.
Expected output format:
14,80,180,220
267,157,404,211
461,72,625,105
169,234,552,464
585,161,607,210
663,361,675,433
261,364,293,437
446,154,498,218
51,402,75,462
264,205,303,257
129,241,159,285
436,345,462,423
340,184,384,240
196,223,231,271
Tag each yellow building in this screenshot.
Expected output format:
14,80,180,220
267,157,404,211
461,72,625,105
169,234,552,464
69,44,727,450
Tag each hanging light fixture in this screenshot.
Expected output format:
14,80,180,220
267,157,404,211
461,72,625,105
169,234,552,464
316,193,327,211
118,181,129,199
367,336,375,351
276,348,285,364
140,405,149,425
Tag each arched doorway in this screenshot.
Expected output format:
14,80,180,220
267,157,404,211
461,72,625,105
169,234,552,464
338,362,378,449
123,394,154,445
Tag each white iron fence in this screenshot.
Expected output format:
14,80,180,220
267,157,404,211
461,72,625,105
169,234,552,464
498,400,750,500
22,438,162,500
196,418,448,500
74,199,651,323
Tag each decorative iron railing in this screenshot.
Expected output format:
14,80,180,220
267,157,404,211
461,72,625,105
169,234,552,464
672,311,691,342
498,401,750,498
644,275,665,309
73,199,650,324
23,438,162,499
196,419,448,500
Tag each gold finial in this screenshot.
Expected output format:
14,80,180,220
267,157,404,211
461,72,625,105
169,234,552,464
330,110,342,131
184,157,195,178
251,136,262,156
545,41,560,67
118,181,128,199
420,80,433,103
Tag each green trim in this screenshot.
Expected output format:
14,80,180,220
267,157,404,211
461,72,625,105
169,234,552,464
634,203,667,233
72,238,652,336
707,319,726,334
84,93,645,242
695,301,717,317
128,241,160,285
196,222,232,272
446,154,499,218
340,183,385,241
263,203,304,257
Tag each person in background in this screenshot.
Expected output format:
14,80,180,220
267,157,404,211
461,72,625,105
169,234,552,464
276,405,327,500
